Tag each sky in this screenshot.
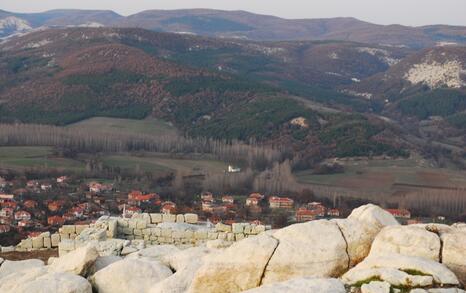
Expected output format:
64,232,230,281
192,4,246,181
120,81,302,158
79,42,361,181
1,0,466,27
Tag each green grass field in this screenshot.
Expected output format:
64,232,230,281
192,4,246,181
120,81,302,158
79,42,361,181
101,153,228,174
0,146,86,171
295,156,466,192
68,117,178,137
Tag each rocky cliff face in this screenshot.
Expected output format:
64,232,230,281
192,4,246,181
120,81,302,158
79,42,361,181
0,204,465,293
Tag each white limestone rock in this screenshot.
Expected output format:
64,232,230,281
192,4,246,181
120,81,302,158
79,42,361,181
49,244,99,276
190,234,279,292
0,259,44,279
343,267,433,287
346,253,459,286
369,225,441,261
361,281,391,293
242,277,346,293
262,220,348,284
91,255,122,273
0,267,91,293
91,258,173,293
0,257,3,266
150,259,203,293
332,218,378,266
441,230,466,285
126,245,180,261
348,204,399,235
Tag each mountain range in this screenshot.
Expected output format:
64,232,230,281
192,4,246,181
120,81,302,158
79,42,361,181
1,9,466,48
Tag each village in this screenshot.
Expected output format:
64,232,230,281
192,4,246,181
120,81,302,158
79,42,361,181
0,174,432,247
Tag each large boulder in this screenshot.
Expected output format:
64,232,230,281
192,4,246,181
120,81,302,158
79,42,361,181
91,258,173,293
0,267,91,293
151,246,215,293
189,234,279,293
262,220,348,284
242,277,346,293
0,259,44,279
347,204,399,235
332,218,378,267
343,253,459,286
441,229,466,285
49,244,99,276
369,225,441,261
343,267,434,287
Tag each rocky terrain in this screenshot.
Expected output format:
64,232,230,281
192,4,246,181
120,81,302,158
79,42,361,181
1,9,466,48
0,204,465,293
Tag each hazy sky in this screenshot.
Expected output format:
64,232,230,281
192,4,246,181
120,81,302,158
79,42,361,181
1,0,466,26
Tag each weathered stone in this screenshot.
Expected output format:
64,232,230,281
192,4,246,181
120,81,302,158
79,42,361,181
162,214,176,223
215,222,232,233
150,213,163,224
369,225,441,261
43,237,52,249
51,234,60,247
20,238,32,249
49,244,99,276
184,213,198,224
361,281,391,293
136,220,147,229
235,233,245,241
232,223,244,234
91,259,172,293
75,225,89,235
62,225,76,234
242,278,346,293
208,232,218,240
32,236,44,249
343,267,433,287
190,234,279,292
0,259,44,279
194,230,208,240
262,220,348,284
176,214,185,223
441,229,466,285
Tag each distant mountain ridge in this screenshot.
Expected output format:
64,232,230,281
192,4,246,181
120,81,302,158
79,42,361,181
1,8,466,48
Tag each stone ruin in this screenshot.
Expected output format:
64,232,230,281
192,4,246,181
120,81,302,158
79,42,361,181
9,213,268,256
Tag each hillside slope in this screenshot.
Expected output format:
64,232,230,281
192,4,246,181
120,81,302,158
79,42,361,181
0,27,408,160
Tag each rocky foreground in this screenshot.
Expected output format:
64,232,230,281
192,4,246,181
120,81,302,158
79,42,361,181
0,204,465,293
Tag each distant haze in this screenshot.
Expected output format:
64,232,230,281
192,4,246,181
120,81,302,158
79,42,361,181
1,0,466,27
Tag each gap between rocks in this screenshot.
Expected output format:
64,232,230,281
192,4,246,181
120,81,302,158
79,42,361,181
335,222,351,270
258,235,280,286
424,226,444,263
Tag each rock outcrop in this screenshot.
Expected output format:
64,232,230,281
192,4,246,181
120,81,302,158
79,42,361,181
242,277,346,293
189,234,279,292
49,244,99,276
91,258,173,293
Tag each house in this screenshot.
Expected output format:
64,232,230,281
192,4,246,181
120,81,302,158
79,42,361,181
123,206,142,217
161,201,176,214
296,208,317,222
228,165,241,173
0,193,14,203
0,207,14,218
202,201,214,212
269,196,294,209
18,220,32,228
23,200,38,209
40,183,52,191
1,201,17,209
246,193,264,206
63,213,76,222
386,209,411,219
327,208,340,217
307,202,326,217
0,177,7,188
57,176,69,183
48,201,62,212
14,210,31,221
222,195,234,204
0,224,10,233
201,192,214,203
88,182,103,193
48,215,65,226
69,207,84,218
27,180,39,188
128,191,159,205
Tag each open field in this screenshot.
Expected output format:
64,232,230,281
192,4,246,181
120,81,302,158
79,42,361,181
294,157,466,193
101,153,228,174
0,146,86,171
68,117,178,137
